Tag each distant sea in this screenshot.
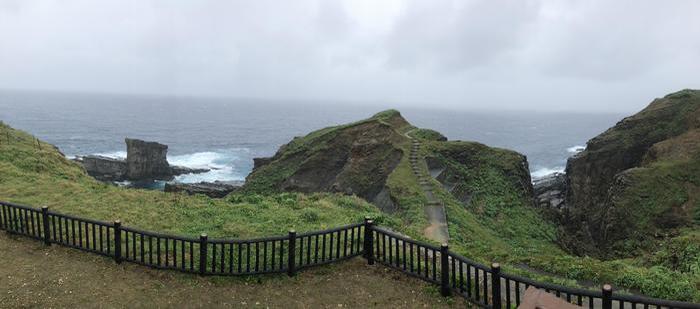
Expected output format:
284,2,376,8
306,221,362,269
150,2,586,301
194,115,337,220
0,90,625,186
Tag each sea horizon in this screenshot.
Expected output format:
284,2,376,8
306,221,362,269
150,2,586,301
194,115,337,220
0,89,625,186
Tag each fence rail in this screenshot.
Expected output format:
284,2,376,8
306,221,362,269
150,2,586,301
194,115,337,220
1,201,698,309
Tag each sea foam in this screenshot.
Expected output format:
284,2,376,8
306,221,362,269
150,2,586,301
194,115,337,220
567,145,585,153
169,150,247,183
87,149,249,184
531,167,565,179
94,150,127,159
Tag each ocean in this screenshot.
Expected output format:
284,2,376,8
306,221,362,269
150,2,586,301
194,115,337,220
0,90,624,186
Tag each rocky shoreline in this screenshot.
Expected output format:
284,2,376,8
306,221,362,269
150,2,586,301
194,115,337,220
533,172,567,210
164,181,243,198
73,154,209,182
73,138,209,181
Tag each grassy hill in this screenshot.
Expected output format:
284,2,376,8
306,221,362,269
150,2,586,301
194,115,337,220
0,121,393,238
1,109,699,302
563,89,700,259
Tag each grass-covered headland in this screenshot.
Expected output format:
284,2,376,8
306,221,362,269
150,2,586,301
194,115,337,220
0,112,698,302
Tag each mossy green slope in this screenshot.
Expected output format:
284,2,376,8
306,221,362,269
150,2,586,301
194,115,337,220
243,109,700,301
563,89,700,258
0,121,392,238
1,105,699,302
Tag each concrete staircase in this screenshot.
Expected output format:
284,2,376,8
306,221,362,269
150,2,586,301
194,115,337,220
408,137,449,244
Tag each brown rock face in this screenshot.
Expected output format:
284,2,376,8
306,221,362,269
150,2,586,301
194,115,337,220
79,155,128,181
561,89,700,257
243,110,408,212
125,138,172,180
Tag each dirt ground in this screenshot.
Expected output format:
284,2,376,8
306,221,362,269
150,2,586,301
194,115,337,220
0,233,466,308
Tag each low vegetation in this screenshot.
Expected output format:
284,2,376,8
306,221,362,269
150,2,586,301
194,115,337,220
0,121,395,238
1,106,699,302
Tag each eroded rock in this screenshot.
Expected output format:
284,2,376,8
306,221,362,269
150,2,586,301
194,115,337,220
164,181,243,198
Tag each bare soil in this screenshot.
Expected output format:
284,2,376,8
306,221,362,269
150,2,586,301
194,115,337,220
0,233,465,308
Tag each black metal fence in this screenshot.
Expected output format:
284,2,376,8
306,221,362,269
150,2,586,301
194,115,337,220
1,201,698,309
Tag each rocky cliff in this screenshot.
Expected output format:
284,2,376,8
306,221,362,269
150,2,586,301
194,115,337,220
244,110,408,211
560,89,700,258
125,138,172,180
244,110,536,243
75,138,208,182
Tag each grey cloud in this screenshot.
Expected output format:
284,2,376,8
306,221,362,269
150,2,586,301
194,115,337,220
385,0,540,72
534,1,700,81
0,0,698,112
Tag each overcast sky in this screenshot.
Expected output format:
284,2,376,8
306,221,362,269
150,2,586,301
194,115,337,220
1,0,699,112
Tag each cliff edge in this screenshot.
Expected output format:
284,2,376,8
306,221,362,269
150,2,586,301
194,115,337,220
561,89,700,258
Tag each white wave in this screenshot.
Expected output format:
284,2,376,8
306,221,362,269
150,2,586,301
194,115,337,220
84,149,249,183
93,150,127,159
168,149,250,183
174,166,245,183
114,180,132,187
567,145,586,154
168,152,229,169
531,167,564,179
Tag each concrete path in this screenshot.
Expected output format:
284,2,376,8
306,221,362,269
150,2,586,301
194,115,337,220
407,134,449,244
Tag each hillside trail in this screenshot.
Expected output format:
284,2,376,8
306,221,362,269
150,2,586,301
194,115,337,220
405,131,449,244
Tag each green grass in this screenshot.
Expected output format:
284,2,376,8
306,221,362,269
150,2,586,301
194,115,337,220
417,140,700,302
2,114,700,302
410,128,446,141
0,122,396,238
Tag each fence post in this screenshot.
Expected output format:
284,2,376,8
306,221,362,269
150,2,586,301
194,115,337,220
491,263,502,309
199,233,208,276
602,284,612,309
287,229,297,276
440,243,451,297
363,217,375,265
113,220,122,264
41,206,51,246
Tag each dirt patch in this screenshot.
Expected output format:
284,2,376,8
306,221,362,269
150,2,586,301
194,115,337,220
0,233,465,308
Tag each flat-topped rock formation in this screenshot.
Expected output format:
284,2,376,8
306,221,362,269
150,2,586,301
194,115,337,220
125,138,172,180
74,138,208,182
